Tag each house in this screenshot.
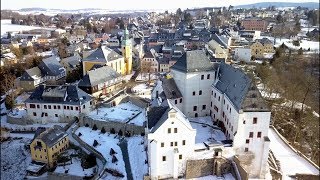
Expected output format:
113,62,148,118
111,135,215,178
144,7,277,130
210,63,271,178
207,34,229,60
78,65,122,95
158,56,170,73
25,84,93,123
241,18,268,32
20,56,66,91
234,47,252,62
60,53,82,74
30,125,69,168
82,45,125,75
141,51,158,73
147,102,196,179
250,38,274,59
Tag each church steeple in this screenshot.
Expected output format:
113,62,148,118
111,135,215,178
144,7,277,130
121,25,132,75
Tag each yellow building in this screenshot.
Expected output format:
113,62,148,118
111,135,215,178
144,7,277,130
30,125,69,168
122,28,133,75
82,45,126,75
250,38,274,59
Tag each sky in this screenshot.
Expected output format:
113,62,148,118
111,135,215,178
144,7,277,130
1,0,318,10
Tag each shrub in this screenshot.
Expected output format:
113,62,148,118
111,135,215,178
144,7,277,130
110,128,115,134
85,123,89,127
92,124,97,131
141,132,145,136
118,129,123,136
78,132,82,136
292,40,300,46
110,148,116,155
101,127,106,134
81,153,97,169
112,155,118,163
93,140,98,147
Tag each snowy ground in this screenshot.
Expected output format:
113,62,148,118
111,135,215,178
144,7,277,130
136,73,158,81
75,127,127,179
1,137,32,180
127,136,148,180
261,36,319,52
1,19,53,36
268,128,319,179
8,108,27,118
54,149,96,177
15,93,31,105
88,102,145,126
256,83,281,100
132,83,152,99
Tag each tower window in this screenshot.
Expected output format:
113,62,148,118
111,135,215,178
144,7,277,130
162,156,166,161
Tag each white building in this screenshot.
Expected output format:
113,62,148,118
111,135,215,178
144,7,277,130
147,102,196,179
234,48,251,62
210,63,270,178
25,85,93,124
150,50,271,179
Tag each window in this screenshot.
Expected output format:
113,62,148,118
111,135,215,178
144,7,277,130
245,148,249,152
45,113,48,117
83,105,86,109
246,139,249,144
253,117,257,124
193,91,196,96
180,98,182,103
54,105,56,109
193,106,197,111
218,96,220,101
202,105,206,110
199,90,202,95
211,102,212,107
71,106,73,110
168,128,171,133
162,156,166,161
174,128,177,133
64,106,66,109
58,106,61,109
67,106,70,110
179,154,182,159
75,107,79,111
214,105,219,112
214,93,216,98
161,142,164,147
182,140,186,145
229,109,231,113
201,75,204,80
44,105,47,109
243,120,246,124
33,112,37,116
224,100,225,104
36,105,40,108
48,105,51,109
207,74,210,79
257,132,262,138
170,142,173,146
30,104,36,108
174,142,178,146
175,99,177,104
55,114,58,117
249,132,253,138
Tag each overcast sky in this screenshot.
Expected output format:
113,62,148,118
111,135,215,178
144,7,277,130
1,0,318,10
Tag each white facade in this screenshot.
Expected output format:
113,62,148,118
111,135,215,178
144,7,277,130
170,69,216,118
234,48,251,62
147,106,196,179
26,101,92,123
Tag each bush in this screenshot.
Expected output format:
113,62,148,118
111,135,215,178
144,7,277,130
112,155,118,163
292,40,300,46
93,140,98,147
5,95,15,110
141,132,145,136
78,132,82,137
81,153,97,169
85,123,89,127
92,124,97,131
118,129,123,136
110,128,115,134
110,148,116,155
101,127,106,134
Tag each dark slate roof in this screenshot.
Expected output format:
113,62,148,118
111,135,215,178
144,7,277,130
257,38,273,45
162,78,182,99
119,95,150,109
147,106,169,130
211,34,228,49
214,63,269,112
25,84,92,105
35,125,68,147
78,66,121,87
38,56,65,76
33,127,46,140
143,52,154,59
62,54,81,69
171,50,214,73
215,63,251,111
82,46,122,63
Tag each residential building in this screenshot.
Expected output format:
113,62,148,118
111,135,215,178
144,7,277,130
147,103,196,179
82,45,125,75
30,125,69,168
25,84,93,123
60,53,82,74
242,18,268,32
234,48,252,62
142,51,158,73
78,65,122,95
250,38,274,59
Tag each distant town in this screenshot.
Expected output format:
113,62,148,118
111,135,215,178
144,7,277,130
0,2,319,180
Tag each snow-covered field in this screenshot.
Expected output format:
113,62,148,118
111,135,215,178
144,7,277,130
127,136,148,180
1,138,32,180
268,128,319,179
136,73,158,81
1,19,51,36
261,36,319,52
75,127,127,179
88,102,145,126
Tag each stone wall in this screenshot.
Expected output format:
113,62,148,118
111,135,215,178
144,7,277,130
185,159,213,179
47,173,83,180
7,116,31,125
80,116,145,136
233,156,249,180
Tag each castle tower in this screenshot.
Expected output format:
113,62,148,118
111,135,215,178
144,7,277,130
121,27,132,75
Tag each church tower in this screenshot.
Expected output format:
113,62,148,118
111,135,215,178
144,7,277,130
121,27,132,75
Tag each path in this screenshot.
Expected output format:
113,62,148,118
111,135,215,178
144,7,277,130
119,138,134,180
268,128,319,179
